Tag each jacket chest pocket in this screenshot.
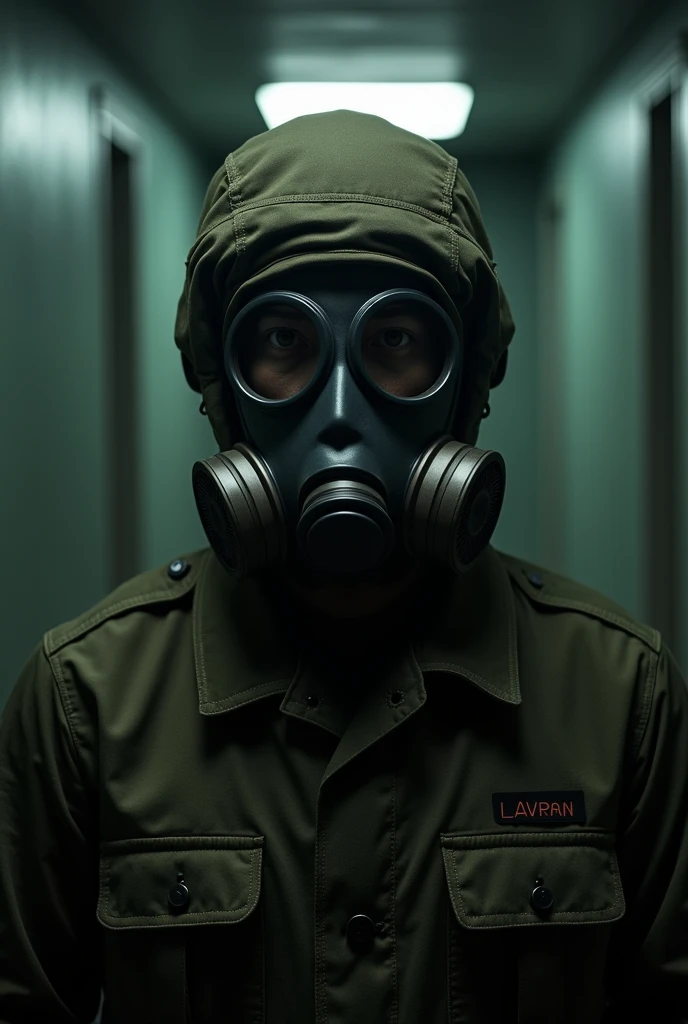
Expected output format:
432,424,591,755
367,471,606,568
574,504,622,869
97,835,265,1024
440,830,625,1024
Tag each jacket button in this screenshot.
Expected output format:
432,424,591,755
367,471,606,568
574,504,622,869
530,884,554,913
306,694,320,708
527,571,544,589
168,559,190,580
168,878,190,912
346,914,376,949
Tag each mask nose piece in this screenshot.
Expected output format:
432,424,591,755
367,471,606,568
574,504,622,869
297,481,395,574
317,421,362,451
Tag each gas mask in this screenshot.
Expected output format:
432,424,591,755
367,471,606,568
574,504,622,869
192,264,505,580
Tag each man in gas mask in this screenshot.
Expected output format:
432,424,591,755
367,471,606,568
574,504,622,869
1,110,687,1023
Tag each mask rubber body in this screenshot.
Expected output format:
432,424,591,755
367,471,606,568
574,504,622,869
193,264,505,580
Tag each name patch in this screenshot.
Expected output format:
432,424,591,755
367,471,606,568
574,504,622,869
493,790,586,825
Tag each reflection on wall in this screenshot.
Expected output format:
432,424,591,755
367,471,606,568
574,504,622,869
541,0,688,671
0,0,212,698
460,157,542,568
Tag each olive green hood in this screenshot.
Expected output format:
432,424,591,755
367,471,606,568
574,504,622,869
174,109,515,450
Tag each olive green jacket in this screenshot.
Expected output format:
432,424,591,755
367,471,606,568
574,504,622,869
1,545,687,1023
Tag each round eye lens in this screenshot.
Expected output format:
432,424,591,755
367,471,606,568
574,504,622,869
359,300,452,398
230,302,322,401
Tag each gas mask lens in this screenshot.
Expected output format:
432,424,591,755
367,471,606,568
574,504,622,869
225,293,329,403
350,292,457,399
194,281,504,581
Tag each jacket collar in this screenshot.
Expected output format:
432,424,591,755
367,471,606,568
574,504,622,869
193,544,521,716
412,543,521,704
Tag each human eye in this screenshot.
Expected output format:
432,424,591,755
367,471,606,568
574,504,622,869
369,327,415,351
265,327,305,351
258,323,316,358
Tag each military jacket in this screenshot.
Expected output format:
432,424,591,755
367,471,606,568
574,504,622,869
1,545,687,1023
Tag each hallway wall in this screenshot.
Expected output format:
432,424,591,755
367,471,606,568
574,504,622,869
1,0,213,695
460,158,542,568
540,1,688,669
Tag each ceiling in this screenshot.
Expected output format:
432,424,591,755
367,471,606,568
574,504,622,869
59,0,671,162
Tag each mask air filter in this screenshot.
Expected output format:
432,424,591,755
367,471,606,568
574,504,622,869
404,439,505,573
192,443,287,578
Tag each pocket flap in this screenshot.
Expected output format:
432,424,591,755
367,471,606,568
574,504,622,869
97,835,264,929
441,830,625,929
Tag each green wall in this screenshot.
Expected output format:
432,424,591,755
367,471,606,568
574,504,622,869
459,158,542,567
1,0,213,697
542,88,646,614
541,1,688,669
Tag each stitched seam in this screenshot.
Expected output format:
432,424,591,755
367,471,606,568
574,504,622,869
229,152,243,207
105,905,253,922
255,897,266,1024
181,936,187,1011
632,646,660,761
193,553,210,704
449,224,459,275
239,192,446,222
441,157,458,222
441,830,613,847
608,850,624,913
105,858,111,920
447,901,459,1024
507,578,521,702
242,250,455,290
46,649,87,785
315,807,327,1024
190,194,494,262
225,153,243,211
457,909,616,920
390,770,398,1024
234,208,247,255
505,572,661,652
420,662,517,702
321,810,328,1024
101,837,263,852
189,199,441,252
46,584,194,653
224,155,235,212
539,597,652,633
200,680,292,709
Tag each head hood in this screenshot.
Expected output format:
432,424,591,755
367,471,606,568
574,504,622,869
175,109,515,450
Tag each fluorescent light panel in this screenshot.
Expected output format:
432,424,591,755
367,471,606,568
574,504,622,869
255,82,474,140
268,50,463,82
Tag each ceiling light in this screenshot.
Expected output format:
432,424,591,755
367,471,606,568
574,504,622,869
255,82,474,140
267,50,463,83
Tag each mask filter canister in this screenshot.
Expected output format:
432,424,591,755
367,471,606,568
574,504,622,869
404,437,505,573
296,479,394,574
192,443,287,578
193,435,504,579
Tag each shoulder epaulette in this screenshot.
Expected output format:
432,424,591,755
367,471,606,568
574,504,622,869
498,551,661,654
44,549,207,657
